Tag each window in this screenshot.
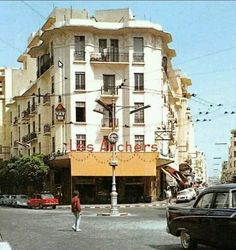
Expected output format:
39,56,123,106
194,193,214,209
52,137,55,153
213,192,229,208
103,75,115,95
39,142,41,154
134,73,144,91
33,147,36,154
75,72,85,90
52,105,55,125
10,132,12,147
74,36,85,60
76,134,86,151
135,135,144,145
18,127,20,142
51,76,54,94
38,114,41,133
18,105,20,118
76,102,86,122
33,121,36,132
133,37,144,62
134,102,144,123
10,112,12,123
234,151,236,157
232,191,236,208
38,88,41,104
99,39,107,53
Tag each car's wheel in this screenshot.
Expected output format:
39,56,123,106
180,230,197,250
52,205,56,209
39,204,43,209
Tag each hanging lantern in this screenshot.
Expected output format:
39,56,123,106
55,103,66,121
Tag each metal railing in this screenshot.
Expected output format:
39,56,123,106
101,118,119,128
133,52,144,62
74,51,86,61
90,51,129,63
43,124,51,134
101,86,118,95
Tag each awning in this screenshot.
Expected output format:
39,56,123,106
161,166,189,187
156,156,174,167
179,161,192,171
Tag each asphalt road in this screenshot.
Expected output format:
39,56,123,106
0,206,214,250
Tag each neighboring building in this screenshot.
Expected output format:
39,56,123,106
220,129,236,183
2,7,204,204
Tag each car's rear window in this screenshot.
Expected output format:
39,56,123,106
20,195,28,199
41,194,54,199
178,190,188,195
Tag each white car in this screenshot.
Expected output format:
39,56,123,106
176,188,196,203
12,194,28,207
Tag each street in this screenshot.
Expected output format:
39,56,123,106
0,205,214,250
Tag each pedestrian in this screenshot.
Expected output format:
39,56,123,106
165,186,172,204
71,190,82,232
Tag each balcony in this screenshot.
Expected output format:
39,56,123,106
43,93,50,105
22,109,30,120
74,51,86,61
30,132,37,141
90,50,129,64
133,52,144,63
30,103,37,116
13,117,18,126
100,86,119,102
37,54,53,78
22,134,31,143
43,124,51,135
101,118,119,130
13,140,18,148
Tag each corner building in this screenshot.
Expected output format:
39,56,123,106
9,8,178,204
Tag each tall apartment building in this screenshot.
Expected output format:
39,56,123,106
3,7,197,204
220,129,236,183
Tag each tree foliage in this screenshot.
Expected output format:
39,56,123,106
0,154,49,193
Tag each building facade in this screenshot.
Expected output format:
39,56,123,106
1,7,205,204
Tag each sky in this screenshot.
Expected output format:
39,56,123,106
1,0,236,178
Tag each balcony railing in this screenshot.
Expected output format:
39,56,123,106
22,109,30,120
74,51,86,61
43,93,50,105
101,86,118,96
37,54,54,78
30,103,37,114
90,51,129,63
22,134,31,143
13,117,18,126
30,132,37,141
101,118,119,128
43,124,51,134
13,140,18,148
133,52,144,62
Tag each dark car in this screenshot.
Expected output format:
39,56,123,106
27,192,59,209
166,183,236,249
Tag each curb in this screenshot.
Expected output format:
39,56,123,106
57,202,168,210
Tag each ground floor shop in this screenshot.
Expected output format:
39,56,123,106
48,152,173,204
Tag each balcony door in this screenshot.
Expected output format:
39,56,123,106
110,39,119,62
103,75,115,95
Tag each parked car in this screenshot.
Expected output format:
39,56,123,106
27,192,59,209
176,188,196,203
12,194,28,207
166,183,236,249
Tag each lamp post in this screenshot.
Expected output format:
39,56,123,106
95,93,151,216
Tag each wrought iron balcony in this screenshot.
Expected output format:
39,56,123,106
22,134,31,143
30,132,37,141
101,86,118,96
101,118,119,128
30,103,37,114
22,109,30,120
13,140,18,148
37,54,53,78
133,52,144,62
43,124,51,135
90,50,129,63
13,117,18,126
74,51,86,61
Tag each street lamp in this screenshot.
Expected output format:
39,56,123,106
95,97,151,216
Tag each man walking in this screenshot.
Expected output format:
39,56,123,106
71,190,82,232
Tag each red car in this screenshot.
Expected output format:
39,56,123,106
27,193,59,209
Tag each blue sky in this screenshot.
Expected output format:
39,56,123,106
1,1,236,178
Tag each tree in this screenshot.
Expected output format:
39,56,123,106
0,154,49,194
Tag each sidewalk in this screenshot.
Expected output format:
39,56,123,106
57,199,171,209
